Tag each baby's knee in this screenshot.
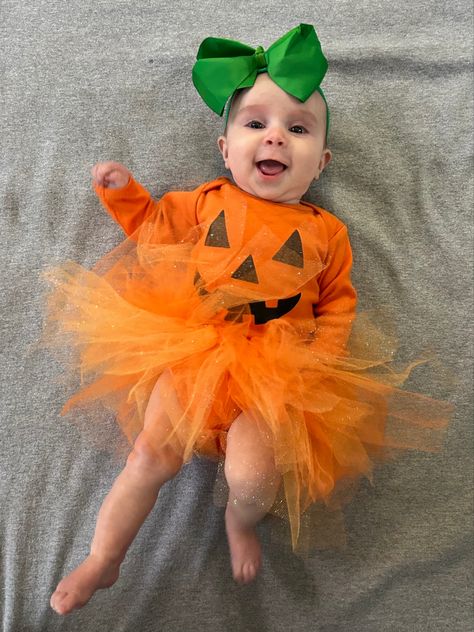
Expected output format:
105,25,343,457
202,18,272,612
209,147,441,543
225,460,280,504
128,432,182,482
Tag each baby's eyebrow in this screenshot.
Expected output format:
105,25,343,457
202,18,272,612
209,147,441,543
235,105,265,117
289,109,318,126
235,104,319,126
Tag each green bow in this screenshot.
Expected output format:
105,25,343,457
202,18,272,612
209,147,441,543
192,23,329,136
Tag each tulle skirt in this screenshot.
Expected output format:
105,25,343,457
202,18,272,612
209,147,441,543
43,227,453,550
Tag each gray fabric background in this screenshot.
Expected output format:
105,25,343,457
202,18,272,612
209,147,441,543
1,1,472,631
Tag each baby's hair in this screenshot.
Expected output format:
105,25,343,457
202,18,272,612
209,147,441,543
222,88,246,134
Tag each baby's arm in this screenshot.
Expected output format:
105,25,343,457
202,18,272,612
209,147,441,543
311,225,357,357
91,161,159,236
91,161,198,239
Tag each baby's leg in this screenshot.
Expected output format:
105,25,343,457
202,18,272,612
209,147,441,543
51,371,184,615
224,413,281,584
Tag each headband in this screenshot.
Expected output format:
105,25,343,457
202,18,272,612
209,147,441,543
192,24,330,139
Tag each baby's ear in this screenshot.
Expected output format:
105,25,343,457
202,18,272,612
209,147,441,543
319,148,332,172
315,148,332,178
217,136,229,168
312,148,332,182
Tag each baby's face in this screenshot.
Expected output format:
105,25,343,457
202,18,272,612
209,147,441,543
218,74,331,205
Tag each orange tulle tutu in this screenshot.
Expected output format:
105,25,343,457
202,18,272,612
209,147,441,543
43,218,453,550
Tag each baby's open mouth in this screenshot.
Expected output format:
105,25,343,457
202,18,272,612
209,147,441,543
256,160,288,176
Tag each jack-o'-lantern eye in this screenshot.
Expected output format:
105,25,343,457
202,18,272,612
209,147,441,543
272,230,304,268
204,210,230,248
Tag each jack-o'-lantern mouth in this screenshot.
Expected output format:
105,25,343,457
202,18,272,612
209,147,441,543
256,160,288,176
249,293,301,324
222,293,302,324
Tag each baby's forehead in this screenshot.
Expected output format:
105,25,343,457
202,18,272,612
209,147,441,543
228,76,325,120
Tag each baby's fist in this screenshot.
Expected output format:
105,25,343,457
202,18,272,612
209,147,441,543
92,162,131,189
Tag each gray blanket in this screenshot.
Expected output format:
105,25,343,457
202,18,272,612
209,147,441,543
1,2,472,631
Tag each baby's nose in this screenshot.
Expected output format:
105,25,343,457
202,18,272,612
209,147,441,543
264,128,285,146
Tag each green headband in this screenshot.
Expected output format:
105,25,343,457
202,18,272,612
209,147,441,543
192,24,330,140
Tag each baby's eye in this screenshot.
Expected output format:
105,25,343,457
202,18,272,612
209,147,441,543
289,125,307,134
247,120,265,129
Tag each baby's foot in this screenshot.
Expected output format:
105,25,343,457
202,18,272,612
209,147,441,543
225,505,262,584
50,554,120,615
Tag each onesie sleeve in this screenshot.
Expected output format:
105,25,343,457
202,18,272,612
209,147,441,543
311,224,357,356
94,177,199,239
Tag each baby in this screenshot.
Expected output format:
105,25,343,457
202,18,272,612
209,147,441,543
48,24,449,616
49,24,344,614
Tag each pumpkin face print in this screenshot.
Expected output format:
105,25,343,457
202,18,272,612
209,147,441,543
193,205,324,324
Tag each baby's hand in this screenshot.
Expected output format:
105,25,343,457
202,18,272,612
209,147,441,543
91,161,131,189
